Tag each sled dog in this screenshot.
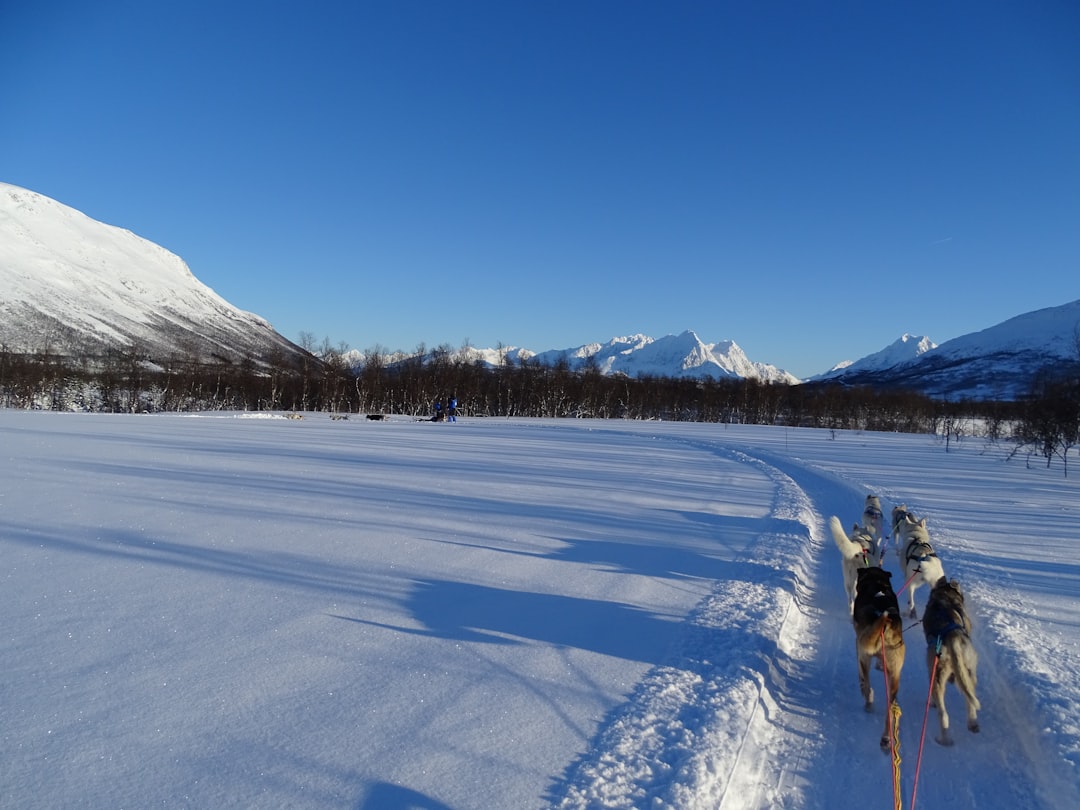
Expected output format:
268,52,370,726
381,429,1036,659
923,577,980,745
891,504,918,542
892,507,946,618
863,495,884,541
852,566,906,750
829,515,880,611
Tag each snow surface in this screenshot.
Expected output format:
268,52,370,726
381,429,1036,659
3,411,1078,809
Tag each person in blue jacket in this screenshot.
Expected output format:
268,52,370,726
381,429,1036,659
448,396,458,422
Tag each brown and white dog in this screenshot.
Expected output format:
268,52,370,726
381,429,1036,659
852,566,906,750
891,505,946,618
923,577,981,745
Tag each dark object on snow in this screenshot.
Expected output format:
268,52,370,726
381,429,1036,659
365,414,386,421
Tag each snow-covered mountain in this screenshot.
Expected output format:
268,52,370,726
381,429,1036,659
5,182,1075,400
354,332,800,384
528,331,799,384
820,300,1080,400
814,333,937,379
0,182,308,366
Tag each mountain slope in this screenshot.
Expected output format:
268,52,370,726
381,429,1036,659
0,182,308,366
822,300,1080,399
815,333,936,379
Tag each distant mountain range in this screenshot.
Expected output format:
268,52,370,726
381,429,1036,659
440,332,801,385
434,297,1079,399
2,182,1077,401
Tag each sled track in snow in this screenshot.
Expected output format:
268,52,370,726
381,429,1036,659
549,439,828,809
549,432,1078,810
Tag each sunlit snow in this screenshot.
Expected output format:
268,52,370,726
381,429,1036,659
3,411,1077,808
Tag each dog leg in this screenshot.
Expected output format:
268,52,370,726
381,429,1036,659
966,699,981,733
933,669,954,746
948,636,981,735
907,578,919,619
858,653,874,712
880,702,898,751
961,662,981,734
882,659,902,750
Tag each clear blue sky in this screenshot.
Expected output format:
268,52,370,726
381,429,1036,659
2,1,1077,377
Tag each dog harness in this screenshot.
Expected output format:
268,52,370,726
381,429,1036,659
905,541,937,566
930,621,968,654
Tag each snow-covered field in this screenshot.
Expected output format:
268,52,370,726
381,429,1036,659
3,410,1078,809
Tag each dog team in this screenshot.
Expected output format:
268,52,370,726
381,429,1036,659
829,495,981,748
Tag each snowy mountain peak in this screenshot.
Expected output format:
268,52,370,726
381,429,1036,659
0,182,307,365
493,330,798,384
816,333,937,380
817,299,1080,399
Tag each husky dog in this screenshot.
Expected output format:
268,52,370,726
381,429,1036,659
829,516,880,611
863,495,884,541
852,566,906,749
892,507,946,618
891,504,916,539
923,577,980,745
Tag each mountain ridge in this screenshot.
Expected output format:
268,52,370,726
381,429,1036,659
3,181,1078,401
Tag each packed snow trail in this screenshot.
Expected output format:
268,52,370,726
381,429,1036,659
733,441,1079,810
548,427,1078,809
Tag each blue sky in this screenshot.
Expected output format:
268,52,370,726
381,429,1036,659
2,1,1077,378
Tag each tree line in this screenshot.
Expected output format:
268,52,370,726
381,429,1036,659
2,341,1076,473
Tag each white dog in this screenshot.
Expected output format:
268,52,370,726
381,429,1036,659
829,515,880,611
891,505,946,618
862,495,884,541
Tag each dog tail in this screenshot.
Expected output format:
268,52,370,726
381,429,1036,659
858,612,906,657
943,633,981,710
829,515,863,560
882,612,905,649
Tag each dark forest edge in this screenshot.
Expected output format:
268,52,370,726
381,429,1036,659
2,343,1077,476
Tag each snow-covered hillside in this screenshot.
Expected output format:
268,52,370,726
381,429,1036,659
0,182,306,365
815,333,937,379
3,411,1078,808
820,300,1080,399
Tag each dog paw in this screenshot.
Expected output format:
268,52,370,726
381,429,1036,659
879,735,891,751
969,721,981,733
935,734,955,747
907,607,917,619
